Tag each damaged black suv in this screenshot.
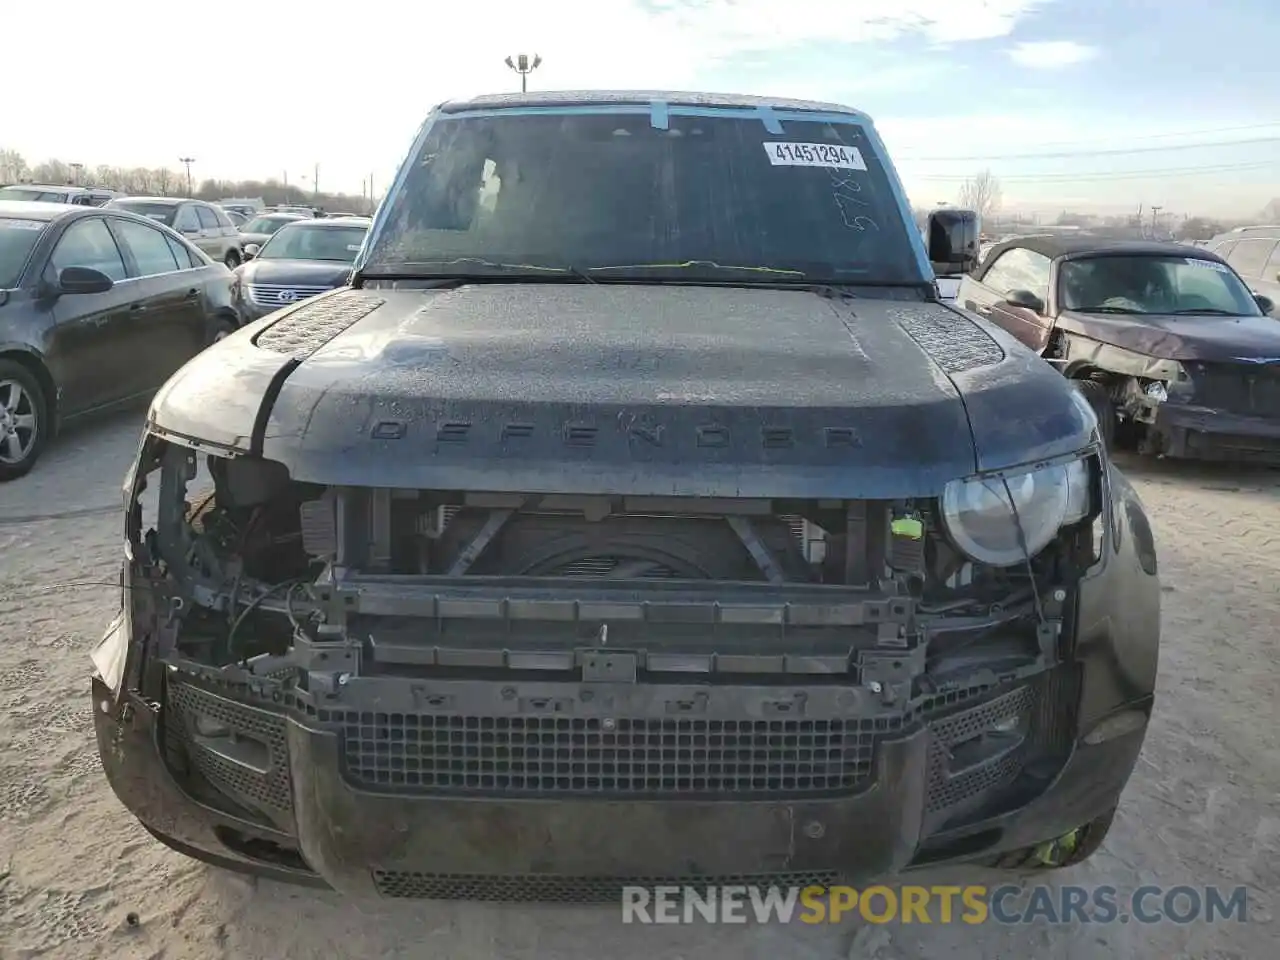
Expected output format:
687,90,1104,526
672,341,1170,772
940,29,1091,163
92,91,1160,901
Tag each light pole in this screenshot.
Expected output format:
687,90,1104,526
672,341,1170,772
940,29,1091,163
178,157,195,197
504,53,542,92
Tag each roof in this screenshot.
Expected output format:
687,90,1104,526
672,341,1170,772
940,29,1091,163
0,200,75,221
440,89,869,119
3,183,86,194
109,196,188,206
986,235,1223,263
283,216,371,228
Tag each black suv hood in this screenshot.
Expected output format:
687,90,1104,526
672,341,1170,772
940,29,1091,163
149,285,1095,496
240,258,353,288
1059,309,1280,362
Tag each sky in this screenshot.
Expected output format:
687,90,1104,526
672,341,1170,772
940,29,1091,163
4,0,1278,217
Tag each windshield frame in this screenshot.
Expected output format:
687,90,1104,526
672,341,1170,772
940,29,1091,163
352,101,931,288
255,223,369,263
1057,252,1265,318
0,216,49,288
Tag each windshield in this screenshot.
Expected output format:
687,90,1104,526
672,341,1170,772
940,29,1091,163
1060,255,1263,316
362,109,921,285
242,216,295,235
0,186,69,203
0,216,46,287
257,224,368,262
109,201,178,226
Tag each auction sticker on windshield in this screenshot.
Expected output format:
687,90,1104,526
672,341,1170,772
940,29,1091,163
0,218,43,230
764,142,867,170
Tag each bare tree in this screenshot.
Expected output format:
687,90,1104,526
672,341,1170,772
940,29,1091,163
0,149,29,183
0,146,369,208
958,169,1002,219
30,159,71,184
1259,198,1280,223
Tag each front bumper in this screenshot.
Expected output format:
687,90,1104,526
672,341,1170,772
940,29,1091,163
93,664,1148,901
1147,402,1280,463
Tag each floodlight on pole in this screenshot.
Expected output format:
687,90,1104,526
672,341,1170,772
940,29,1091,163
504,53,542,93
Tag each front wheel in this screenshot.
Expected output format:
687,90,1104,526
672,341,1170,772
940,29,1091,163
1074,378,1116,450
210,316,238,346
0,359,49,482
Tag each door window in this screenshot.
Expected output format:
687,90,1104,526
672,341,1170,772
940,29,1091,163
1263,243,1280,283
979,248,1051,302
1225,238,1277,279
165,234,203,268
50,218,128,282
111,218,181,276
195,205,221,230
173,204,200,233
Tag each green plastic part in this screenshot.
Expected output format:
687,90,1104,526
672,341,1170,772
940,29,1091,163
890,517,924,539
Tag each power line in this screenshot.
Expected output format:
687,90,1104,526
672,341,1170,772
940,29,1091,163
893,121,1280,155
898,135,1280,162
914,159,1277,183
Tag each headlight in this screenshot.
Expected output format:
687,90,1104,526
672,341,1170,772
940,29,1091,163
941,458,1093,567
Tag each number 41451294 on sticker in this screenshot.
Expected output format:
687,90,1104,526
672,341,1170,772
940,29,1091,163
763,141,867,171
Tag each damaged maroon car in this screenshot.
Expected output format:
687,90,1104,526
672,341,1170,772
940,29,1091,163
958,236,1280,463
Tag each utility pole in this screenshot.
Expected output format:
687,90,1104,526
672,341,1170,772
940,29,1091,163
313,162,319,202
504,53,542,92
178,157,195,197
1150,205,1162,238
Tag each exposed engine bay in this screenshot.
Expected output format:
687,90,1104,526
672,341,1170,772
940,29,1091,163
118,435,1106,703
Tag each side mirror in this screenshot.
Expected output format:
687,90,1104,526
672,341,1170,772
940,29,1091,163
244,243,259,261
59,265,114,295
926,207,980,276
1005,288,1045,313
1255,293,1274,314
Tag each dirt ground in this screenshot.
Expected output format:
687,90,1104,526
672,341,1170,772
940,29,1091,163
1,409,1276,960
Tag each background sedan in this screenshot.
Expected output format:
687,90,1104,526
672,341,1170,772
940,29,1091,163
0,200,239,480
233,216,370,322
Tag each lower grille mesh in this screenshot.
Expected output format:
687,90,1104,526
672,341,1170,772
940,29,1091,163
341,714,899,798
924,683,1041,814
168,683,293,813
371,869,843,903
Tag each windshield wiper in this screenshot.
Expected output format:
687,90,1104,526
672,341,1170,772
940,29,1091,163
1169,308,1243,316
360,258,599,284
1075,305,1147,314
587,261,809,280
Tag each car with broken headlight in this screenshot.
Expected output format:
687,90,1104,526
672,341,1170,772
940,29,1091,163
956,235,1280,462
92,90,1160,902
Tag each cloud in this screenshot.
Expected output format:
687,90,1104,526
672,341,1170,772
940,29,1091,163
1006,40,1100,68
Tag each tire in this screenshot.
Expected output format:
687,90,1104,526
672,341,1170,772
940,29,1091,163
0,358,49,482
224,249,241,269
1074,378,1116,450
983,806,1117,872
210,316,238,346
